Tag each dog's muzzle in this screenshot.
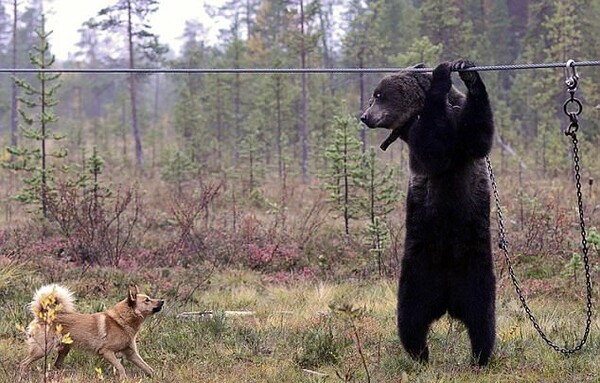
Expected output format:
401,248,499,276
153,300,165,313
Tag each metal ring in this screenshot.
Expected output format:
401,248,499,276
563,98,583,116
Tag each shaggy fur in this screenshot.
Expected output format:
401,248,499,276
20,284,164,379
361,60,496,366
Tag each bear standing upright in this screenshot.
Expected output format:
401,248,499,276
360,60,496,366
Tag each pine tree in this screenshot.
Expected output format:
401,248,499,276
172,23,209,164
360,147,401,275
511,0,583,173
6,18,65,218
238,129,265,197
392,36,442,66
341,0,386,150
84,0,168,169
485,0,515,93
161,149,199,196
322,115,364,236
285,0,320,182
419,0,474,60
215,11,248,163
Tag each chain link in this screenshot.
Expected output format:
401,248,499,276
485,61,593,354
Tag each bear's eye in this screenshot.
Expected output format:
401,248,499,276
145,297,150,303
374,92,382,99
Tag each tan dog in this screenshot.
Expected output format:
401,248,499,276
20,283,164,380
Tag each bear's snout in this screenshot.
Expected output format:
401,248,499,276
360,111,375,128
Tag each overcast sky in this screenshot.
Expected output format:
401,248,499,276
45,0,223,61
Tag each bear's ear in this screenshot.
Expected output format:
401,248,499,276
412,63,426,69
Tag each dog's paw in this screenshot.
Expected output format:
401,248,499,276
452,59,480,88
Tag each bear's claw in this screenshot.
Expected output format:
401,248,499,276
452,59,479,89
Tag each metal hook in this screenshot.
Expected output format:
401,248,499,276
565,59,579,90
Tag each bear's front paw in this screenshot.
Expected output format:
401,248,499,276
452,59,480,88
431,62,452,94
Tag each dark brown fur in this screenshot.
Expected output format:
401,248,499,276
361,61,496,366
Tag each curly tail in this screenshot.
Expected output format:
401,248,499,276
29,284,76,317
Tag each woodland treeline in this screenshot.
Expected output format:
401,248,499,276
1,0,600,189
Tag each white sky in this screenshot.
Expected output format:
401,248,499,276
45,0,223,61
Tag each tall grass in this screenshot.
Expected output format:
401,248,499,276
2,266,599,382
1,138,599,381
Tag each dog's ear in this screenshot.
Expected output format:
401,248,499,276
412,63,426,69
127,284,139,307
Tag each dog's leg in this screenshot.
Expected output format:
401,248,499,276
19,344,45,374
100,349,127,380
54,344,71,369
123,346,154,376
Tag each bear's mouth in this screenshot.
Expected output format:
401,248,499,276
360,110,390,130
364,117,390,130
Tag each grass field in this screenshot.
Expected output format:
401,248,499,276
1,264,599,383
1,149,599,382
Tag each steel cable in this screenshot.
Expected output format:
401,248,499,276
1,60,600,74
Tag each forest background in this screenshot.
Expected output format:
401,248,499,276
0,0,599,381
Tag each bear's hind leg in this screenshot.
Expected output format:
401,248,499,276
449,269,496,366
397,262,446,363
398,310,431,362
463,305,496,366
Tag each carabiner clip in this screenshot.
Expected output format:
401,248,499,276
565,59,579,91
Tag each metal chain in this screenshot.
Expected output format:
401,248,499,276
485,60,593,354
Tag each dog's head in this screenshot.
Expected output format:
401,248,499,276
127,285,165,318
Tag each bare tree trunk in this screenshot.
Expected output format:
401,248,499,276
317,0,335,96
10,0,18,157
152,75,160,169
121,102,127,160
40,15,48,218
276,75,283,179
127,0,143,168
216,76,223,168
235,71,241,156
300,0,309,184
359,51,366,153
245,0,252,37
343,124,349,235
154,75,160,125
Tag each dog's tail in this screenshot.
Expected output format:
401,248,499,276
29,284,76,317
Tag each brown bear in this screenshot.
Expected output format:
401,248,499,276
360,60,496,366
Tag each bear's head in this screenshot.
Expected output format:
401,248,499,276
360,64,432,141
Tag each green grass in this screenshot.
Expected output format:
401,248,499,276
2,265,599,382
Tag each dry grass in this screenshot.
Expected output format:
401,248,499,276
1,139,599,382
1,265,599,383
